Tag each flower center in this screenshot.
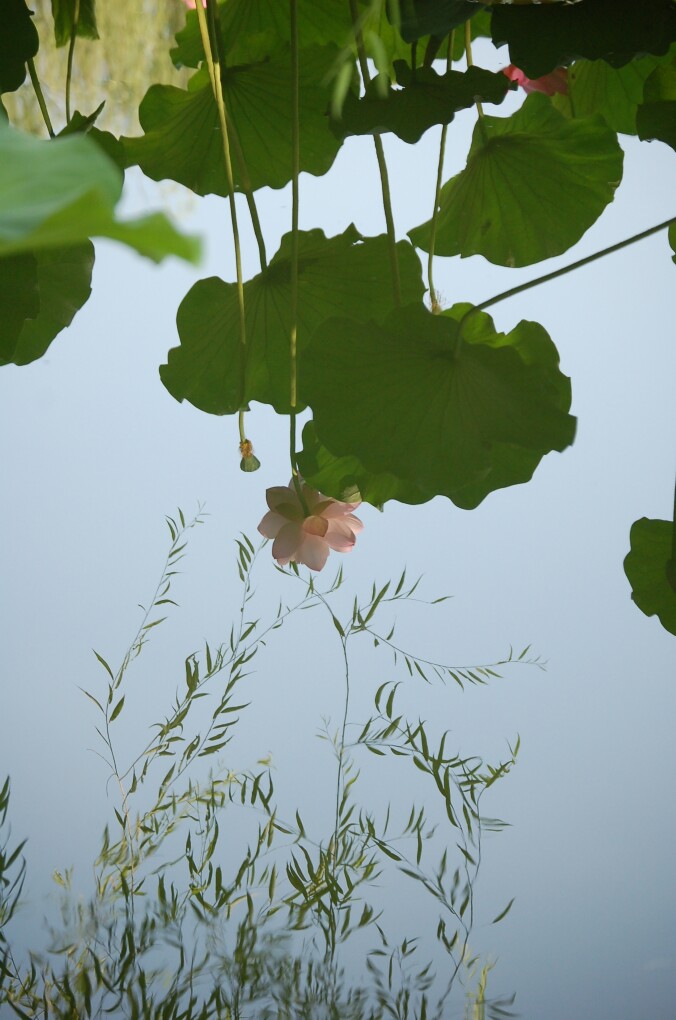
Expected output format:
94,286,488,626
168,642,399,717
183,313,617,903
303,515,329,538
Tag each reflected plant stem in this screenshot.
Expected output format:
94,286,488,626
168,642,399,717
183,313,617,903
349,0,401,307
464,21,488,145
65,0,80,124
27,60,55,138
289,0,309,514
458,217,676,349
428,31,454,314
196,0,249,446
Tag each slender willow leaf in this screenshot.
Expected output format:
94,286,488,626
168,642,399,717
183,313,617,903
409,92,623,267
161,227,424,414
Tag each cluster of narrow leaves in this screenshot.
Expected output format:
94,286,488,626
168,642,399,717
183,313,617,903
0,514,538,1018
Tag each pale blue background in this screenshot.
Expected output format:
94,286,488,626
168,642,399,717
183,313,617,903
1,52,675,1019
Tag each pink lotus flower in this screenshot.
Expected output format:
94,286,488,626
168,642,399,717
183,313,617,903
258,480,364,572
503,65,569,97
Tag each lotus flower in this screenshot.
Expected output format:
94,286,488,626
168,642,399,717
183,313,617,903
258,480,364,572
503,65,569,97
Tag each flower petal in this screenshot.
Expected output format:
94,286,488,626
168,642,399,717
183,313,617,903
295,534,330,571
258,510,288,540
272,521,303,563
303,514,329,538
322,501,362,520
266,485,302,519
325,518,358,552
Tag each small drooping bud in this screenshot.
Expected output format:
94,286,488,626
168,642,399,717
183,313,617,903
239,438,261,473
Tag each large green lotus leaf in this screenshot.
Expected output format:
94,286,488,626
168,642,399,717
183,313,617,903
302,303,576,502
0,0,39,94
1,243,94,366
59,105,127,170
51,0,98,47
161,228,425,415
124,48,343,197
297,420,431,507
0,120,200,263
439,304,573,508
624,518,676,636
637,58,676,151
559,57,657,135
389,0,483,43
491,0,676,79
408,92,623,267
0,252,39,361
332,62,511,143
669,222,676,265
172,0,355,68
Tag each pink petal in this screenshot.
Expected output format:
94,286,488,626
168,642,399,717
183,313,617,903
272,521,303,564
303,514,329,538
266,485,302,518
295,534,330,571
257,510,288,540
322,500,362,519
325,518,358,552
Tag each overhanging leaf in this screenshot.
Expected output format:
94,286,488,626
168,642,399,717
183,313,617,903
559,57,658,135
388,0,482,43
636,56,676,151
669,222,676,264
332,62,512,143
172,0,354,69
408,92,623,267
1,243,94,366
124,48,343,198
624,518,676,636
161,228,425,414
302,303,576,505
491,0,676,79
0,0,39,94
0,253,39,362
51,0,98,47
0,119,200,263
297,420,430,507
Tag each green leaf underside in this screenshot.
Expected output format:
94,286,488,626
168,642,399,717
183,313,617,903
172,0,356,69
297,420,430,508
1,243,94,366
392,0,481,44
624,518,676,636
124,47,343,198
669,222,676,264
409,92,623,268
0,252,38,361
161,228,425,415
332,63,512,144
559,57,658,136
491,0,676,80
0,120,200,263
636,56,676,150
51,0,98,47
0,0,39,94
302,303,576,507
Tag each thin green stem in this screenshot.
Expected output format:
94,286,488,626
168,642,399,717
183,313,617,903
27,60,55,137
65,0,80,123
456,217,676,350
196,1,247,410
465,21,487,143
349,0,401,306
428,31,454,314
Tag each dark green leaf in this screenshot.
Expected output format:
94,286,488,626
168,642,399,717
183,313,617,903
302,303,576,506
669,222,676,265
124,48,344,198
59,105,127,170
559,57,657,135
0,119,200,263
388,0,482,44
0,253,39,363
624,518,676,636
0,0,39,94
331,62,512,144
51,0,98,48
491,0,676,80
2,243,94,366
161,228,424,414
409,92,623,267
637,58,676,149
172,0,355,69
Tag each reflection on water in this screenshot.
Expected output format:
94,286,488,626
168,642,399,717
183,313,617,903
4,0,188,135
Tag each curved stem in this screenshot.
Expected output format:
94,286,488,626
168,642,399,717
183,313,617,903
65,0,80,123
349,0,401,307
27,60,55,138
457,217,676,346
464,21,487,143
195,1,247,411
428,31,454,314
